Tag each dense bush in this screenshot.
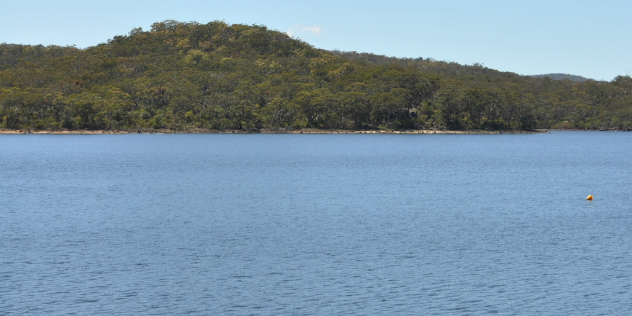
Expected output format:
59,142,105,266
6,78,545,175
1,20,630,131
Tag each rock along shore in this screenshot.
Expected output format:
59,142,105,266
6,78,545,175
0,128,546,135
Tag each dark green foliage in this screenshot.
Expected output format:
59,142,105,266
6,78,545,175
1,20,630,131
530,73,590,82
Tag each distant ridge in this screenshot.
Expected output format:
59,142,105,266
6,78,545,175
530,73,591,82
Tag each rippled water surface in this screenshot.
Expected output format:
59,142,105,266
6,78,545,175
1,132,631,315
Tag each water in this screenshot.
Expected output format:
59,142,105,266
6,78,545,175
1,132,631,315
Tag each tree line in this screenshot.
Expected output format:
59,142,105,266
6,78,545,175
1,20,631,132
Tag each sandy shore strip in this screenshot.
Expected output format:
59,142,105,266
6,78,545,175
0,128,547,135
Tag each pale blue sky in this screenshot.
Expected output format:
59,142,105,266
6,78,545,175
1,0,630,81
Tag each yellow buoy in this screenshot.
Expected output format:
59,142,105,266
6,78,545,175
586,195,593,201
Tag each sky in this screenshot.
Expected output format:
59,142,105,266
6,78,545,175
1,0,630,81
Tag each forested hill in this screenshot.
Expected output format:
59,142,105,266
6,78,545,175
1,20,631,132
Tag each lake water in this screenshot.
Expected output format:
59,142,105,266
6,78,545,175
1,132,631,315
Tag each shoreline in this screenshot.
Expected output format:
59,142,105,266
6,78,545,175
0,128,549,135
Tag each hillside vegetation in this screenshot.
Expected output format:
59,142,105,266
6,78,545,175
530,73,589,82
1,20,631,132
